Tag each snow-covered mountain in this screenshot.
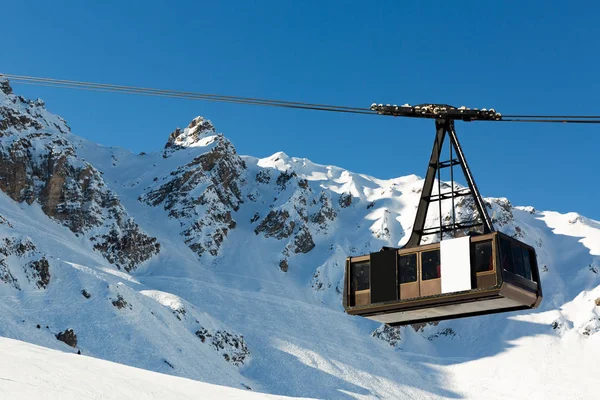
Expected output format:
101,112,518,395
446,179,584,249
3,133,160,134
0,77,598,399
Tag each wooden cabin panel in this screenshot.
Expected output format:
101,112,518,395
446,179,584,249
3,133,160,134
420,278,441,297
470,233,496,243
400,282,420,300
351,255,370,263
353,289,370,306
476,272,497,288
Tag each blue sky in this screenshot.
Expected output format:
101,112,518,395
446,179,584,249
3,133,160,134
2,0,599,219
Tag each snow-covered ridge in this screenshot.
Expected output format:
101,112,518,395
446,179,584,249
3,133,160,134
0,79,599,399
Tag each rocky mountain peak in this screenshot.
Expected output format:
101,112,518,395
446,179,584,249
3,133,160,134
0,77,13,95
165,116,216,151
145,116,247,259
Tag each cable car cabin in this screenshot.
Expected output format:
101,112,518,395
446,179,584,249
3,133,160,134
343,232,543,326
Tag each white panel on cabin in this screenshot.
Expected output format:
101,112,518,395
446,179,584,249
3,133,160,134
440,236,472,294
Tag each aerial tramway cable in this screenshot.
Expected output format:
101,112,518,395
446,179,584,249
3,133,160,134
3,73,600,124
0,74,374,115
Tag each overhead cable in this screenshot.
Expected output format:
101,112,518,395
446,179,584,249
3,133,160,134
3,73,600,124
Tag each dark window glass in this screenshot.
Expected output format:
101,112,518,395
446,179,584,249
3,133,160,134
473,241,494,273
512,243,526,278
399,254,417,283
521,248,533,281
500,238,514,273
351,261,370,292
422,250,441,280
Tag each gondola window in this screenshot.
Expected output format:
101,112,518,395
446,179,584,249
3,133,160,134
512,242,527,278
500,238,514,273
422,250,441,280
351,261,370,292
399,254,417,283
473,241,493,272
521,248,533,281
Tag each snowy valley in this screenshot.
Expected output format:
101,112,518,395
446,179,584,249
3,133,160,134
0,77,599,399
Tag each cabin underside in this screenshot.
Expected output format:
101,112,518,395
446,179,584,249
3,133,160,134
358,294,530,325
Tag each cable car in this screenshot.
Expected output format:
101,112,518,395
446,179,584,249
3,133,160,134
343,231,542,325
342,105,543,325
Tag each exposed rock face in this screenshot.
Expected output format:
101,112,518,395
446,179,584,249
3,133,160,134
26,257,50,289
0,78,159,272
276,170,297,190
446,194,523,239
489,198,515,227
310,192,337,231
111,294,131,310
252,167,349,270
56,328,77,348
0,215,12,227
427,327,456,341
0,238,22,290
0,220,51,290
255,210,295,239
195,328,250,366
292,225,315,254
580,318,600,337
0,79,12,95
143,117,246,258
278,259,289,272
255,169,271,184
91,220,160,272
339,192,352,208
372,325,402,347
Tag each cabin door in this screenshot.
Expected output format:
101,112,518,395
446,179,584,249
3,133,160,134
420,249,442,297
370,250,398,303
398,253,420,300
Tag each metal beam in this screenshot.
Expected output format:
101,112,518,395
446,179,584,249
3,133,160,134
403,118,495,248
405,119,447,247
447,124,494,234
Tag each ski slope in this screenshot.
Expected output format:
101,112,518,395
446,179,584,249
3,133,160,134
0,337,310,400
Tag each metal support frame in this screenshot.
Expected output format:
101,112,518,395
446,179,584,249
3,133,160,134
404,118,494,248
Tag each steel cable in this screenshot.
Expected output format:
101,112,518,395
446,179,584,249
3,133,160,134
3,73,600,123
